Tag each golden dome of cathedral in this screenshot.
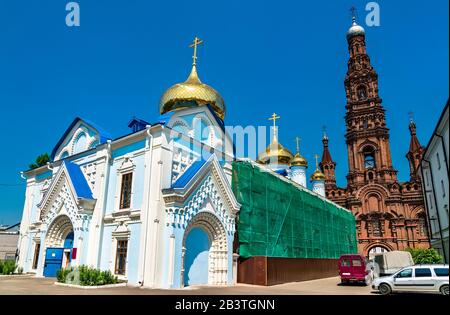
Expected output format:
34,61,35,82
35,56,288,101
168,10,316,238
257,138,294,165
291,152,308,167
159,64,225,120
310,169,326,181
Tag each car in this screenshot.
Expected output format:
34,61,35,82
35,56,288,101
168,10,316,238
372,264,449,295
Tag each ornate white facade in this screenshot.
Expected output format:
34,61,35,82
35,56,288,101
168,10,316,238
17,104,240,288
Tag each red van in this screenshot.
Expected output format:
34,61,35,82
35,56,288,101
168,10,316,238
338,254,369,285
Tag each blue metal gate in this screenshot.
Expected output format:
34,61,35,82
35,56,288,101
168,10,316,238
43,248,64,277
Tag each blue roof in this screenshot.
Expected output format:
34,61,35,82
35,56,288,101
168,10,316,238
275,169,288,177
51,117,112,160
171,159,207,189
64,161,93,199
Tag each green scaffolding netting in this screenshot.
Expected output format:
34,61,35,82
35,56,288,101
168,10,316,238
232,161,358,259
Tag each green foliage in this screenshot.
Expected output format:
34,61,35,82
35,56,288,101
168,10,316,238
29,153,50,170
56,265,118,286
0,260,17,275
56,267,73,283
406,248,444,264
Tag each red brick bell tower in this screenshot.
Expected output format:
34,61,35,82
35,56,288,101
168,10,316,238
322,15,430,257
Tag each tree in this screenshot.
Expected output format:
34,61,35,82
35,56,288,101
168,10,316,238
29,153,50,170
406,247,444,264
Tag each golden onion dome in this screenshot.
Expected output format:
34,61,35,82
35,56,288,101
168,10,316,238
257,138,294,165
310,169,326,181
291,152,308,167
159,65,226,120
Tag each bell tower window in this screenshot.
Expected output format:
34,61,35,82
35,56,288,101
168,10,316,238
363,147,376,169
357,85,367,100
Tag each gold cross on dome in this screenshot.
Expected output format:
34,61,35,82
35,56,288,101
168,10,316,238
295,136,301,153
268,113,280,129
314,154,320,169
268,113,280,139
189,36,204,66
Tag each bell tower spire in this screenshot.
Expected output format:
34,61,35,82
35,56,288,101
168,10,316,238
319,126,337,189
406,112,424,181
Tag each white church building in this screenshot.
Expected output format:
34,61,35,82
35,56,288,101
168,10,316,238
17,38,327,288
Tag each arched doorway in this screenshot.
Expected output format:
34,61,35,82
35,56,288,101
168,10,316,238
182,212,228,287
184,227,211,286
43,215,74,277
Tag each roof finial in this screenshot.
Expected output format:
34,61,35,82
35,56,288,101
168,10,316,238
189,36,203,66
408,111,414,123
350,6,357,24
314,154,320,170
322,125,328,140
185,36,203,84
295,136,301,153
268,113,280,141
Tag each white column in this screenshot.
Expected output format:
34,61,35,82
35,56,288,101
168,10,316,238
167,234,175,287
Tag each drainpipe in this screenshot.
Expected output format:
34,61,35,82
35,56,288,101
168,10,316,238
423,157,447,261
140,125,154,286
435,134,449,181
420,164,434,245
96,140,112,268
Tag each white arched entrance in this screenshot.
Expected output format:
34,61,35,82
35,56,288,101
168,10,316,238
43,215,75,277
182,211,228,286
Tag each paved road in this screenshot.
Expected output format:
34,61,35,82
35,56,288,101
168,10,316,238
0,275,374,295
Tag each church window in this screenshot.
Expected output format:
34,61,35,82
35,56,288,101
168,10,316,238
372,219,382,237
119,173,133,209
32,243,40,269
436,152,441,169
363,147,376,169
441,180,446,198
115,240,128,275
357,85,367,100
73,132,87,154
428,194,433,209
363,119,368,129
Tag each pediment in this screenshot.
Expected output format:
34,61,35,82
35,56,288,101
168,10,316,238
165,106,234,158
39,162,96,224
51,117,112,161
162,155,240,218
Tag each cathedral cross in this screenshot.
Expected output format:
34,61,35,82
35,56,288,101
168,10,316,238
295,136,301,153
268,113,280,139
350,6,357,20
314,154,320,169
189,36,203,66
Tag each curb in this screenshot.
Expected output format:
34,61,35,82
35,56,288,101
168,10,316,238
54,282,127,289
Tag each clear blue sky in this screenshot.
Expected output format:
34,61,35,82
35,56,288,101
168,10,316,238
0,0,448,225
